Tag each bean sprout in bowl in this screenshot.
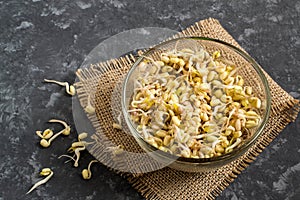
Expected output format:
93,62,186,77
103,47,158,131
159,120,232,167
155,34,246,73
121,37,271,172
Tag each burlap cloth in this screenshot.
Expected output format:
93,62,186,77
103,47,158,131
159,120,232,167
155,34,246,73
75,18,300,199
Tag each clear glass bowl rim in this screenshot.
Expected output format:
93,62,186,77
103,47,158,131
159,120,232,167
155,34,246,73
121,36,271,164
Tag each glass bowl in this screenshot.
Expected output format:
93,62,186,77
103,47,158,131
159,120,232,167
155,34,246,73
121,37,271,172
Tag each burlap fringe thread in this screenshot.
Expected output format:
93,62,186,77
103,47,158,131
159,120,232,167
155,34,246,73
75,18,300,200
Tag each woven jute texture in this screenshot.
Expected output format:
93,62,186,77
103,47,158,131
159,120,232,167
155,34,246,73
75,18,300,199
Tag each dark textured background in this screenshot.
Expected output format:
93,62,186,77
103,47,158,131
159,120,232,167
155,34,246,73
1,0,300,199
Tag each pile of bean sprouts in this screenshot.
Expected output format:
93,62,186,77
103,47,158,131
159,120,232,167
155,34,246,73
128,47,261,159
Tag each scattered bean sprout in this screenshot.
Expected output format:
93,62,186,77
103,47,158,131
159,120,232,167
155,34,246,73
44,79,76,96
82,160,98,180
48,119,71,136
38,119,72,148
84,94,95,114
59,132,94,167
26,168,54,194
105,144,124,156
35,129,53,139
